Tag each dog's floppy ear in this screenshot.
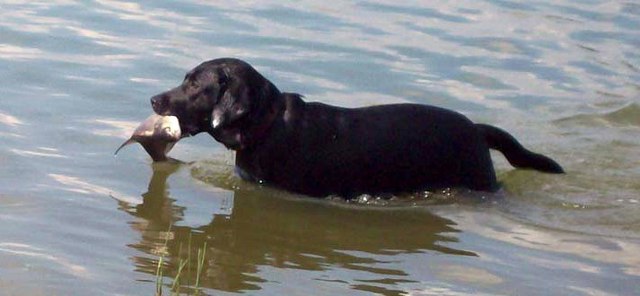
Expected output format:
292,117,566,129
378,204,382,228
210,63,280,130
217,67,231,88
211,67,250,130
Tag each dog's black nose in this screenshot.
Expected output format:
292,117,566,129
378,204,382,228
150,95,160,108
150,95,165,113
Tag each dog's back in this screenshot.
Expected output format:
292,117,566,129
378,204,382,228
237,95,499,197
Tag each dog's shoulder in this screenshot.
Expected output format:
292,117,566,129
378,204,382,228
281,92,305,107
280,92,305,123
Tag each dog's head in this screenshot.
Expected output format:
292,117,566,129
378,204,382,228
151,58,280,150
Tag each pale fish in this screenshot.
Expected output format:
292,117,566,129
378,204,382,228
115,114,181,161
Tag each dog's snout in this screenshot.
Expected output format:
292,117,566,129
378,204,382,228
150,95,161,108
150,94,167,114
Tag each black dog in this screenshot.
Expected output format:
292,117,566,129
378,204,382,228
151,58,564,198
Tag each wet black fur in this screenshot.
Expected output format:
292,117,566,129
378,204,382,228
151,58,564,198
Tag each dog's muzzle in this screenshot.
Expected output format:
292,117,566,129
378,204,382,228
150,94,168,115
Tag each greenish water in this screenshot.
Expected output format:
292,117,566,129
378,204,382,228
0,1,639,295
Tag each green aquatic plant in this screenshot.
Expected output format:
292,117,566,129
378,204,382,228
155,227,171,296
154,228,208,296
194,242,207,296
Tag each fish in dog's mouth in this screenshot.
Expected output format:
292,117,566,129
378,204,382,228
115,114,182,161
151,106,206,139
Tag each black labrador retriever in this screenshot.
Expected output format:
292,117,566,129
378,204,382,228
151,58,564,198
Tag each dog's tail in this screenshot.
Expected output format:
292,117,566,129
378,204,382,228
476,123,565,174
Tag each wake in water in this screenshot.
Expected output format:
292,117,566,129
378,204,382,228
189,158,503,208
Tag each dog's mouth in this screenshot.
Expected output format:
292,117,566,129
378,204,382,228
151,106,196,138
175,118,200,138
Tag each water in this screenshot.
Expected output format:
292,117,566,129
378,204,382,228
0,0,639,295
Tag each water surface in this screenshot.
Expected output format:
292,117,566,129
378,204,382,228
0,1,639,295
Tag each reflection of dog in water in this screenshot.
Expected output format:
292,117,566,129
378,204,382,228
150,58,564,198
115,162,476,292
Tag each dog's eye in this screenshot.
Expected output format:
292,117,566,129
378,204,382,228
188,80,200,90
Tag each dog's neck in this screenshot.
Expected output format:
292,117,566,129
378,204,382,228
247,95,284,146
